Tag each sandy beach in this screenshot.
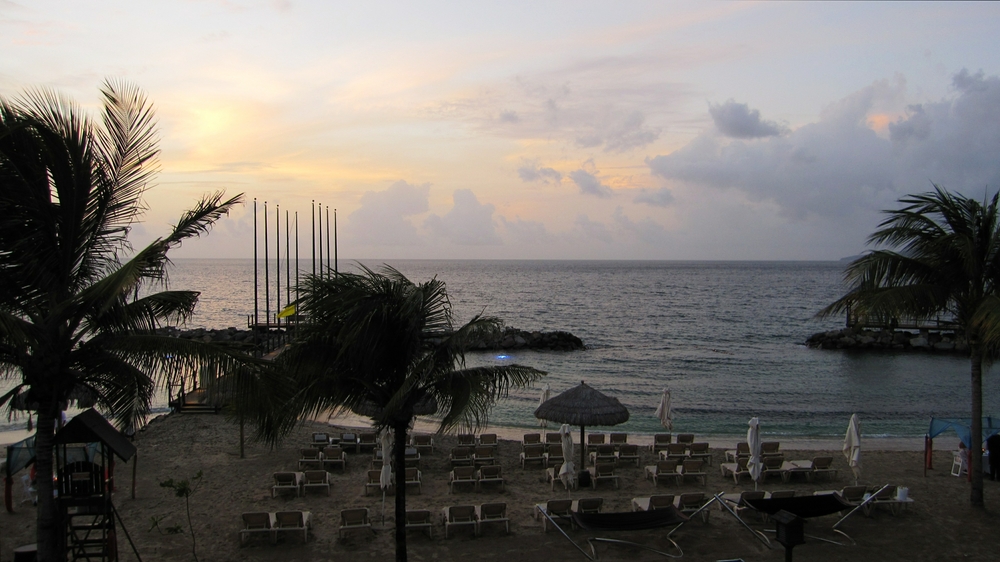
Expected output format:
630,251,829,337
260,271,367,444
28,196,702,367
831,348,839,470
3,413,999,562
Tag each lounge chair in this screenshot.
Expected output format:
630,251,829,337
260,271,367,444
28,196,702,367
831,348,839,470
631,494,675,512
473,445,496,466
678,459,707,486
588,462,620,489
768,490,796,499
722,490,766,521
449,465,477,493
779,459,814,483
404,467,422,494
311,432,330,448
240,512,275,545
321,446,346,471
572,497,604,514
405,510,433,538
327,432,342,446
478,433,499,449
520,443,545,468
536,499,573,532
403,447,421,468
952,449,968,476
865,485,905,516
617,443,641,467
609,432,628,450
298,448,322,470
477,502,510,535
652,433,672,453
837,485,868,507
761,441,781,457
364,470,386,496
762,455,786,480
543,444,565,468
725,442,750,462
644,459,680,487
662,442,688,460
271,472,302,498
411,434,434,454
811,456,837,482
457,433,476,447
339,508,372,539
675,492,710,523
302,470,331,496
357,432,378,453
587,433,606,452
675,433,695,446
545,432,562,444
450,446,474,467
688,442,712,466
589,444,616,465
274,510,311,543
522,433,541,448
720,456,748,483
442,505,479,538
341,432,358,453
477,465,504,492
547,466,577,491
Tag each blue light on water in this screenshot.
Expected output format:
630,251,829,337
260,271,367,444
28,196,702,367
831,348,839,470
495,354,509,360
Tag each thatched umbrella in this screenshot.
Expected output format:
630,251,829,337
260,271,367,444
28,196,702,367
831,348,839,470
534,381,630,469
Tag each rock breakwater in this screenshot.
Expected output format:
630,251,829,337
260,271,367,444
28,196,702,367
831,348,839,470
156,325,585,352
806,327,967,353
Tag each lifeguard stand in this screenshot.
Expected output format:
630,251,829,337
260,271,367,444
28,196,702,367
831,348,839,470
53,409,138,562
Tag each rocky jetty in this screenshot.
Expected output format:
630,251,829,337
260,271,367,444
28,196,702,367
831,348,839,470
156,325,585,352
806,327,967,353
469,327,585,352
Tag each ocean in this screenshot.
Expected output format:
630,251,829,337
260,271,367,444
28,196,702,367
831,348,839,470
3,259,998,445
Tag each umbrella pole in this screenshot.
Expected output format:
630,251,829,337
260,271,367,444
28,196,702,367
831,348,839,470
580,425,586,469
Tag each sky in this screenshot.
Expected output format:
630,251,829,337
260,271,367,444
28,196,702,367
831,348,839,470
3,1,1000,261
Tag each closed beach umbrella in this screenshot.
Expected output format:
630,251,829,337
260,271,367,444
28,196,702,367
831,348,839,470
538,384,551,429
747,417,763,490
534,381,630,469
558,424,576,490
655,388,673,431
844,413,862,485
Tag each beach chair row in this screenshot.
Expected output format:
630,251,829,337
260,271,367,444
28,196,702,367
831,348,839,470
644,459,710,486
719,455,838,484
651,433,699,452
240,511,311,545
724,441,783,462
449,446,499,467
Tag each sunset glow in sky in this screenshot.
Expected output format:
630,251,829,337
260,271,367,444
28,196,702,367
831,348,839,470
3,1,1000,260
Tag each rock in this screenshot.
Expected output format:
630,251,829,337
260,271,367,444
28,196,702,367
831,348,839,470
909,337,929,348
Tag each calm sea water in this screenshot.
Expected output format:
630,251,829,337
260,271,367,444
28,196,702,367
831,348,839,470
4,259,998,442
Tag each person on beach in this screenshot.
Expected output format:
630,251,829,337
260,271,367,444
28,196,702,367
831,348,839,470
986,433,1000,481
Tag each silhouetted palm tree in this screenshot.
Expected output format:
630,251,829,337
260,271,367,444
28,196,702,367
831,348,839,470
251,265,544,562
821,186,1000,506
0,80,248,560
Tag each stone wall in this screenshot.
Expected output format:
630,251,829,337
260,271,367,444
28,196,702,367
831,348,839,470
805,327,967,353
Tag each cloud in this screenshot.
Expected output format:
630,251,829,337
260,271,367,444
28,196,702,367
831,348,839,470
708,99,786,139
498,110,520,123
499,216,551,245
569,169,613,198
424,189,501,245
517,159,562,184
575,110,661,153
647,72,1000,222
344,180,429,246
574,214,613,244
633,187,674,207
612,207,668,245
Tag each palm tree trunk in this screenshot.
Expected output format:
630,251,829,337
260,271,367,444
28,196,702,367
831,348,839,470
393,419,410,562
970,343,985,506
35,405,60,562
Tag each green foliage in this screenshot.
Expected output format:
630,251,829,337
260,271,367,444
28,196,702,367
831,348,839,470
243,265,545,562
156,470,204,561
820,185,999,506
0,80,250,561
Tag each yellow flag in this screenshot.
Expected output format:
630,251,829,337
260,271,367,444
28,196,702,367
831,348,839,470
277,304,296,319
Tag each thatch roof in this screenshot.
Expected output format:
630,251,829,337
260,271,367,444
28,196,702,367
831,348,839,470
534,381,629,427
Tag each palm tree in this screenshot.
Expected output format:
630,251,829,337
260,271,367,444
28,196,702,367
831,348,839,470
0,80,251,560
250,265,544,562
820,185,1000,507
